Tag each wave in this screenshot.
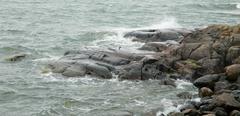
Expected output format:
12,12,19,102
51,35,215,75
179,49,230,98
156,98,179,116
86,16,182,52
182,3,240,10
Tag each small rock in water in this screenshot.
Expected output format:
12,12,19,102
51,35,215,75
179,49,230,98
4,53,27,62
176,92,193,99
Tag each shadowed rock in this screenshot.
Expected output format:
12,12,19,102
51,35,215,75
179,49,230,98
193,74,221,89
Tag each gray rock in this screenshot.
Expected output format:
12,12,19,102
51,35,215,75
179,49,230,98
86,63,112,79
213,92,240,110
214,81,229,93
124,29,189,43
213,107,228,116
62,64,87,77
139,42,168,52
118,62,142,80
198,58,224,74
193,74,221,89
48,61,73,73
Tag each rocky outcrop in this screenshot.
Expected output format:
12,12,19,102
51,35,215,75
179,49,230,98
47,24,240,116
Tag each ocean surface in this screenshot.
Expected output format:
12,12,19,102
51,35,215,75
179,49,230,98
0,0,239,116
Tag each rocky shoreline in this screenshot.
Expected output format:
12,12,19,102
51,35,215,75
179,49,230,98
47,24,240,116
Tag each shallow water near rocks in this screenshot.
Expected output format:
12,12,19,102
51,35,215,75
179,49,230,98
0,0,239,116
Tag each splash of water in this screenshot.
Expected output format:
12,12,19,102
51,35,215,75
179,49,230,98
148,16,182,29
237,3,240,9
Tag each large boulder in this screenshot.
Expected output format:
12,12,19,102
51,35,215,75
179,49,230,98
176,43,202,60
198,58,224,74
48,50,152,79
213,92,240,110
118,62,142,80
118,56,174,80
225,64,240,81
189,44,212,60
48,61,113,79
62,64,87,77
193,74,221,89
174,59,202,80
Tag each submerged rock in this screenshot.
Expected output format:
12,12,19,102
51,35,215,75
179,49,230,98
177,92,193,99
5,53,27,62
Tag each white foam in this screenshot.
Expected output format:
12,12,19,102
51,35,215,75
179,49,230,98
89,16,182,53
148,16,182,29
107,16,180,31
32,56,60,62
134,99,146,106
175,79,193,89
156,98,179,116
237,3,240,9
90,29,144,52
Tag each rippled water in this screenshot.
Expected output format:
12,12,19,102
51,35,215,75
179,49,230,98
0,0,239,116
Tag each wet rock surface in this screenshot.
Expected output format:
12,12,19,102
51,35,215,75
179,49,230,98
48,24,240,116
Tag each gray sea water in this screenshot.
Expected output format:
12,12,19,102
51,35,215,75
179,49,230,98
0,0,239,116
